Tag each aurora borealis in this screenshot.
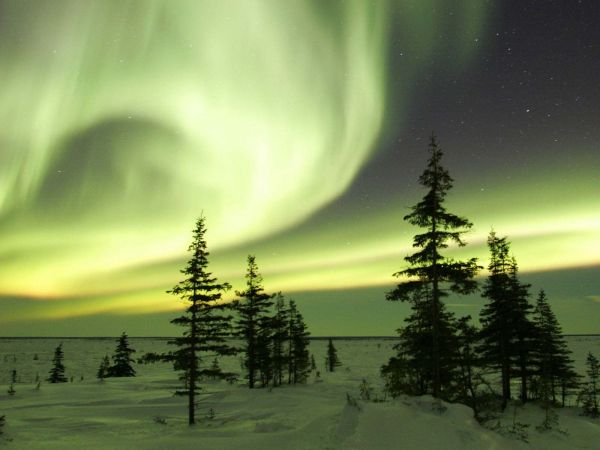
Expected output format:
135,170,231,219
1,0,599,335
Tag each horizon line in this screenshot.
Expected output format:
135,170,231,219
1,334,599,339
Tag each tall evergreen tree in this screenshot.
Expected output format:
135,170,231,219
385,134,479,398
287,300,311,384
47,343,67,383
271,293,289,387
234,255,274,388
531,290,578,405
326,338,341,372
109,332,136,377
151,217,237,425
479,232,534,408
509,258,535,403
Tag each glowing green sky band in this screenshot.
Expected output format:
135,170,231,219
8,2,597,330
0,0,391,295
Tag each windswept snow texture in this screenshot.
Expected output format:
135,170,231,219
1,337,599,449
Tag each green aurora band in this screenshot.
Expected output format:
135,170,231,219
0,1,597,334
1,0,391,295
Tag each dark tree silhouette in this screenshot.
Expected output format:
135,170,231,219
478,232,534,408
207,357,221,380
382,293,461,397
47,343,67,383
256,319,274,387
326,338,341,372
385,134,479,398
271,293,289,387
109,332,136,377
97,355,111,380
148,216,237,425
234,255,274,388
287,299,311,384
0,415,4,436
531,290,578,406
580,352,599,417
509,257,535,404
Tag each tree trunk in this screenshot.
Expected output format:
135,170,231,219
189,298,197,425
431,188,440,398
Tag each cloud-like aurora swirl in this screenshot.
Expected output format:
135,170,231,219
0,1,492,320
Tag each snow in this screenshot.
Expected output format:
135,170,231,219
1,337,599,449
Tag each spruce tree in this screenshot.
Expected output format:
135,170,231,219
207,357,221,380
271,293,289,387
287,300,311,384
478,232,534,408
0,415,4,436
97,355,111,380
580,352,599,417
256,325,274,387
531,290,578,405
109,332,136,377
385,134,479,398
509,258,536,403
326,338,341,372
151,217,237,425
234,255,274,388
47,343,67,383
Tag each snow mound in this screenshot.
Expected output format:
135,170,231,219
339,395,528,450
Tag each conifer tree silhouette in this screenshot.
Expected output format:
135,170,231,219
47,343,67,383
580,352,599,417
287,299,311,384
97,355,111,380
326,338,342,372
145,216,237,425
234,255,274,388
385,134,479,398
109,332,136,377
531,290,578,406
479,232,534,408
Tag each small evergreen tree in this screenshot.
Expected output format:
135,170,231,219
109,332,136,377
47,343,67,383
0,415,5,436
531,290,578,405
385,134,479,399
97,355,111,380
326,338,341,372
580,352,599,418
207,357,221,380
234,255,274,388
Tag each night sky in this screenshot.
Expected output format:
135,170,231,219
1,0,598,336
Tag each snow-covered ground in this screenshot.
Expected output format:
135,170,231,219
1,337,599,449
